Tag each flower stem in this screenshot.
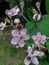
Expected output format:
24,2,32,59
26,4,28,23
22,14,29,22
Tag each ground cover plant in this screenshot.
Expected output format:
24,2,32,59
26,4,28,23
0,0,49,65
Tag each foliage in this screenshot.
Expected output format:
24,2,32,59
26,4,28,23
0,0,49,65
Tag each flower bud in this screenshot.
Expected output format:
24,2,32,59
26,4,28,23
35,2,40,9
14,19,20,24
33,14,41,21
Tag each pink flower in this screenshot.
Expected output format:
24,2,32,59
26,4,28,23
24,46,39,65
0,22,6,30
24,55,39,65
5,6,20,16
24,45,44,65
32,32,46,44
11,28,30,48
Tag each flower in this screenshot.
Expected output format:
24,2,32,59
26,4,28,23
33,14,41,21
24,55,39,65
24,46,39,65
11,28,30,48
0,22,6,30
14,19,20,24
24,45,44,65
5,6,20,17
32,32,47,44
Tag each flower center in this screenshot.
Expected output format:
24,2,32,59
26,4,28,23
35,15,38,21
0,27,2,29
27,56,31,61
20,36,23,39
37,37,41,42
18,35,24,40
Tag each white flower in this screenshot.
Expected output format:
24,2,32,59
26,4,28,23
33,14,41,21
0,22,6,30
14,19,20,24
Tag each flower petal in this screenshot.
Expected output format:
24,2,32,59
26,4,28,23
34,41,39,44
41,35,46,44
33,50,44,57
11,30,19,37
41,40,46,44
10,7,20,16
24,35,30,40
20,28,27,35
32,57,39,65
33,50,40,56
11,38,18,45
42,35,46,40
32,35,37,41
37,32,41,37
32,44,34,49
18,40,25,48
27,46,32,55
24,57,31,65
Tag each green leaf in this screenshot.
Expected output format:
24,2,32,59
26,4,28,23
25,8,33,21
37,15,49,36
46,0,49,14
45,40,49,53
40,60,49,65
25,22,34,30
9,0,17,8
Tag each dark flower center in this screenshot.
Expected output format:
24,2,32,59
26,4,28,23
20,36,23,39
35,15,38,21
27,56,31,61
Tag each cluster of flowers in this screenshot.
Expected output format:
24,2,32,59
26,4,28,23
0,2,48,65
0,1,41,31
11,25,48,65
0,6,20,31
